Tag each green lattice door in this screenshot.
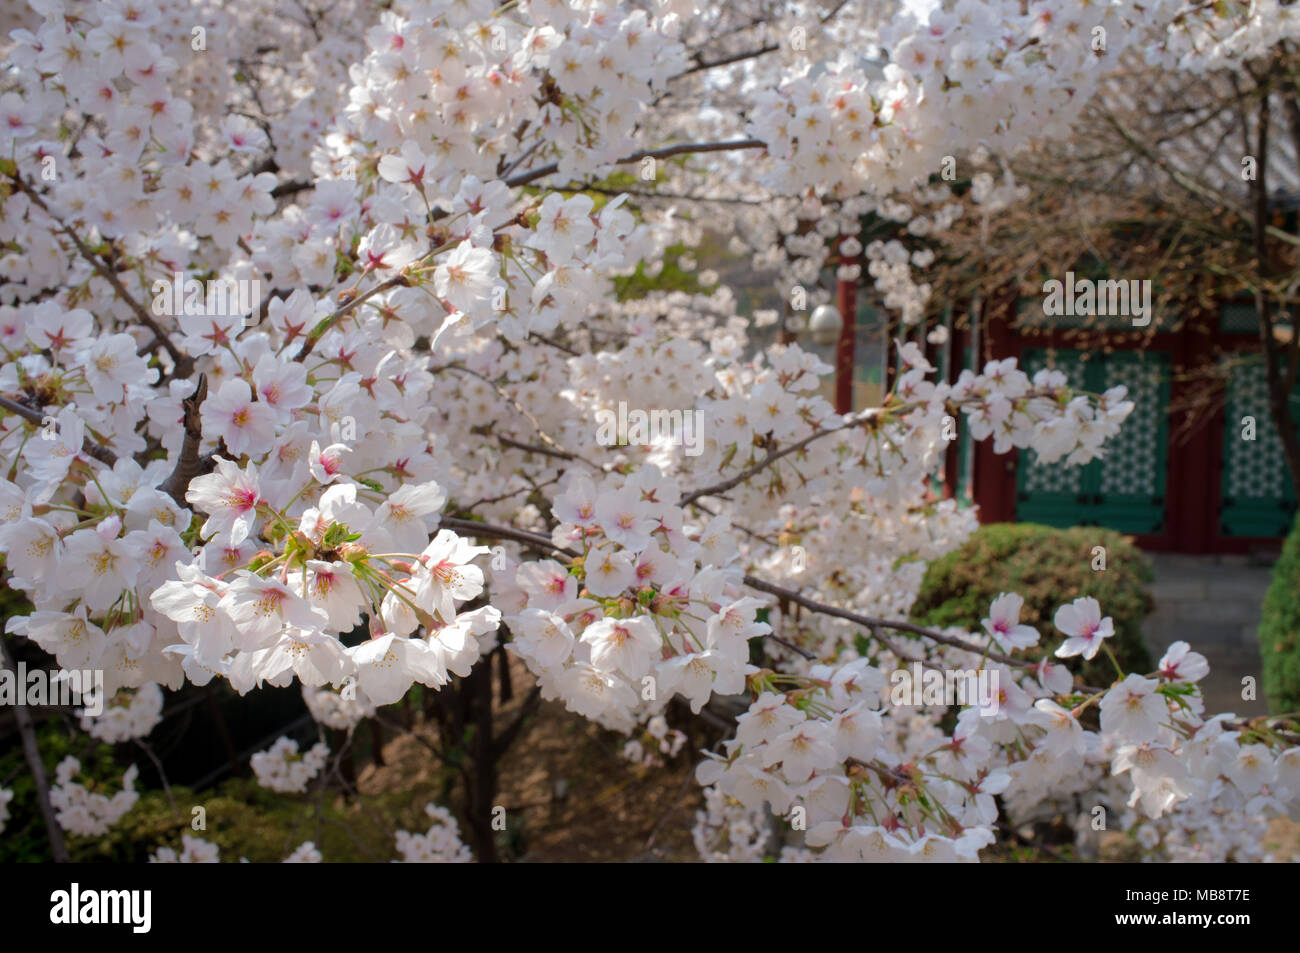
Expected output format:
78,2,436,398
1016,349,1170,533
1219,355,1300,537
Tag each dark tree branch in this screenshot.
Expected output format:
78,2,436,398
294,273,413,362
497,434,576,461
8,173,195,379
0,395,118,466
439,516,580,558
742,574,1033,671
159,375,211,507
271,179,312,199
491,685,542,758
671,43,779,80
677,415,868,507
1,635,70,862
504,138,767,189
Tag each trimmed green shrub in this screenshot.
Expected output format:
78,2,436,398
1258,514,1300,715
909,523,1154,688
73,777,442,864
0,711,457,863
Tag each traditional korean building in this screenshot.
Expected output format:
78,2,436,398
910,288,1300,555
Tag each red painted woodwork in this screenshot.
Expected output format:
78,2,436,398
935,285,1285,555
835,239,859,415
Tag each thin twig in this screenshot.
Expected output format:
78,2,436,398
0,395,118,466
679,411,879,507
743,574,1028,669
1,635,70,862
8,173,195,377
505,138,767,189
134,738,178,817
440,515,580,558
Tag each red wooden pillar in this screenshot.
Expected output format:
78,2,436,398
942,318,966,500
1168,292,1215,553
971,292,1019,523
835,238,859,414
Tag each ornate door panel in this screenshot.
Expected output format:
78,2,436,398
1016,349,1170,534
1219,355,1299,538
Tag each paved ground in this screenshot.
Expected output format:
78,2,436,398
1143,553,1276,716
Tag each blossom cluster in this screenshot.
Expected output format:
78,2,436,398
49,756,139,837
249,736,330,794
147,836,324,862
303,683,375,731
149,834,221,864
283,841,323,863
499,476,767,731
393,803,473,863
79,682,165,743
622,713,688,769
692,784,772,864
690,597,1300,862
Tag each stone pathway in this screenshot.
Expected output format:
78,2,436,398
1142,553,1275,716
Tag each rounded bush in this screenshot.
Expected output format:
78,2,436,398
1258,514,1300,714
909,523,1154,687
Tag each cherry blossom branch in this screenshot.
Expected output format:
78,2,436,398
845,756,912,786
671,43,778,79
764,633,816,661
862,620,951,675
687,497,780,547
504,138,767,189
1226,714,1300,746
295,225,485,362
742,574,1033,671
526,330,580,356
444,364,604,471
7,173,195,378
439,516,580,558
294,272,414,362
678,409,883,507
497,434,578,462
553,183,768,206
433,514,1026,672
270,179,312,198
499,138,544,181
0,395,118,466
459,472,560,515
133,738,178,816
679,385,1074,508
668,0,853,81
